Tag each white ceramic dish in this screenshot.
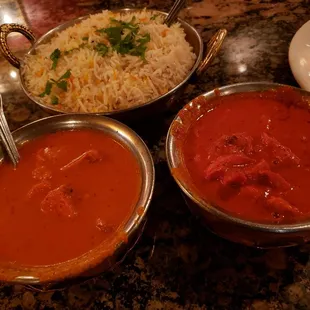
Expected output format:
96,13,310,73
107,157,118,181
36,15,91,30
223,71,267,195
289,20,310,91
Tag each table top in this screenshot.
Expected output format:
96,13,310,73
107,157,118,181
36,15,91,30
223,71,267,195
0,0,310,309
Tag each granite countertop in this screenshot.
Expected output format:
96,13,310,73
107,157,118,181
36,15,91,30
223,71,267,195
0,0,310,309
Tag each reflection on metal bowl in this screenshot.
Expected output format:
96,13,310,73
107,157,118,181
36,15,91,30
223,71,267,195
166,82,310,248
0,114,154,287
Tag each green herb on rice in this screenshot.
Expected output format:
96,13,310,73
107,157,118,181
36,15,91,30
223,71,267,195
39,81,53,97
95,43,109,56
96,16,150,59
51,95,59,105
39,70,71,103
50,49,61,70
64,43,87,55
150,14,159,20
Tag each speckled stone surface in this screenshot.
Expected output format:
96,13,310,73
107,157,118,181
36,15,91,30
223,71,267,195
0,0,310,309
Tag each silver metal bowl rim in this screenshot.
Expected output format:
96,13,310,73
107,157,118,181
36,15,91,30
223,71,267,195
0,114,155,283
166,81,310,233
19,8,203,116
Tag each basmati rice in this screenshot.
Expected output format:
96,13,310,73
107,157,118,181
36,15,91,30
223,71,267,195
22,10,197,113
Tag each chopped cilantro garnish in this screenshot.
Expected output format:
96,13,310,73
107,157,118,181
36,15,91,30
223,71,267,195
64,44,87,55
50,49,61,70
95,43,108,56
129,33,151,59
82,36,89,41
59,69,71,80
39,70,71,99
110,16,139,33
96,28,106,34
56,80,68,91
101,27,122,45
39,81,53,97
96,17,150,59
109,18,119,24
113,33,134,54
54,70,70,91
137,33,150,45
150,14,159,20
130,45,147,58
51,95,59,105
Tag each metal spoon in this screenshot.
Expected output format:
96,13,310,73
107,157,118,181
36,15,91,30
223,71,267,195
164,0,186,26
0,95,20,167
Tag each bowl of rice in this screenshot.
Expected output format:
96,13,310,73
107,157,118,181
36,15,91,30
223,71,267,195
0,9,226,119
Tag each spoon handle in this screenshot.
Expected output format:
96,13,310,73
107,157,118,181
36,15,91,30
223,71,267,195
164,0,186,27
0,95,20,167
0,125,18,167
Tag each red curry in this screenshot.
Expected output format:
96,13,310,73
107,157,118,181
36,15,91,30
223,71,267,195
180,88,310,224
0,130,141,265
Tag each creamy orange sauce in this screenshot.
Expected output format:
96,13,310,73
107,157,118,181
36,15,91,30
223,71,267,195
180,88,310,224
0,130,141,265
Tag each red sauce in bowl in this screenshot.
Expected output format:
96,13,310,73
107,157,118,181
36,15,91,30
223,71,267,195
0,130,141,265
180,88,310,224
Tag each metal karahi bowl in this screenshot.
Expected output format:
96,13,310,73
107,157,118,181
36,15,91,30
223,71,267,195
166,82,310,249
0,8,226,121
0,114,154,286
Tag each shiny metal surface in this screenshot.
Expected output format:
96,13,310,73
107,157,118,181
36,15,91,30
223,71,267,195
0,23,36,68
0,9,226,120
164,0,185,26
166,82,310,248
0,94,20,167
0,114,155,285
196,29,227,78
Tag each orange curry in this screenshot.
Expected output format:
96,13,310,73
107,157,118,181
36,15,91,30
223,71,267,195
0,130,141,265
180,88,310,224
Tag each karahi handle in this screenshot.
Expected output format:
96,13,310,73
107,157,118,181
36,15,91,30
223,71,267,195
196,28,227,77
0,23,36,68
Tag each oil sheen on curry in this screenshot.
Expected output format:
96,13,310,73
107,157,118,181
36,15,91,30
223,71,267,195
0,130,141,265
179,88,310,224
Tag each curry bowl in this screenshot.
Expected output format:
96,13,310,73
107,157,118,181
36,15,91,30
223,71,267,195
0,9,226,121
166,82,310,248
0,114,154,286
